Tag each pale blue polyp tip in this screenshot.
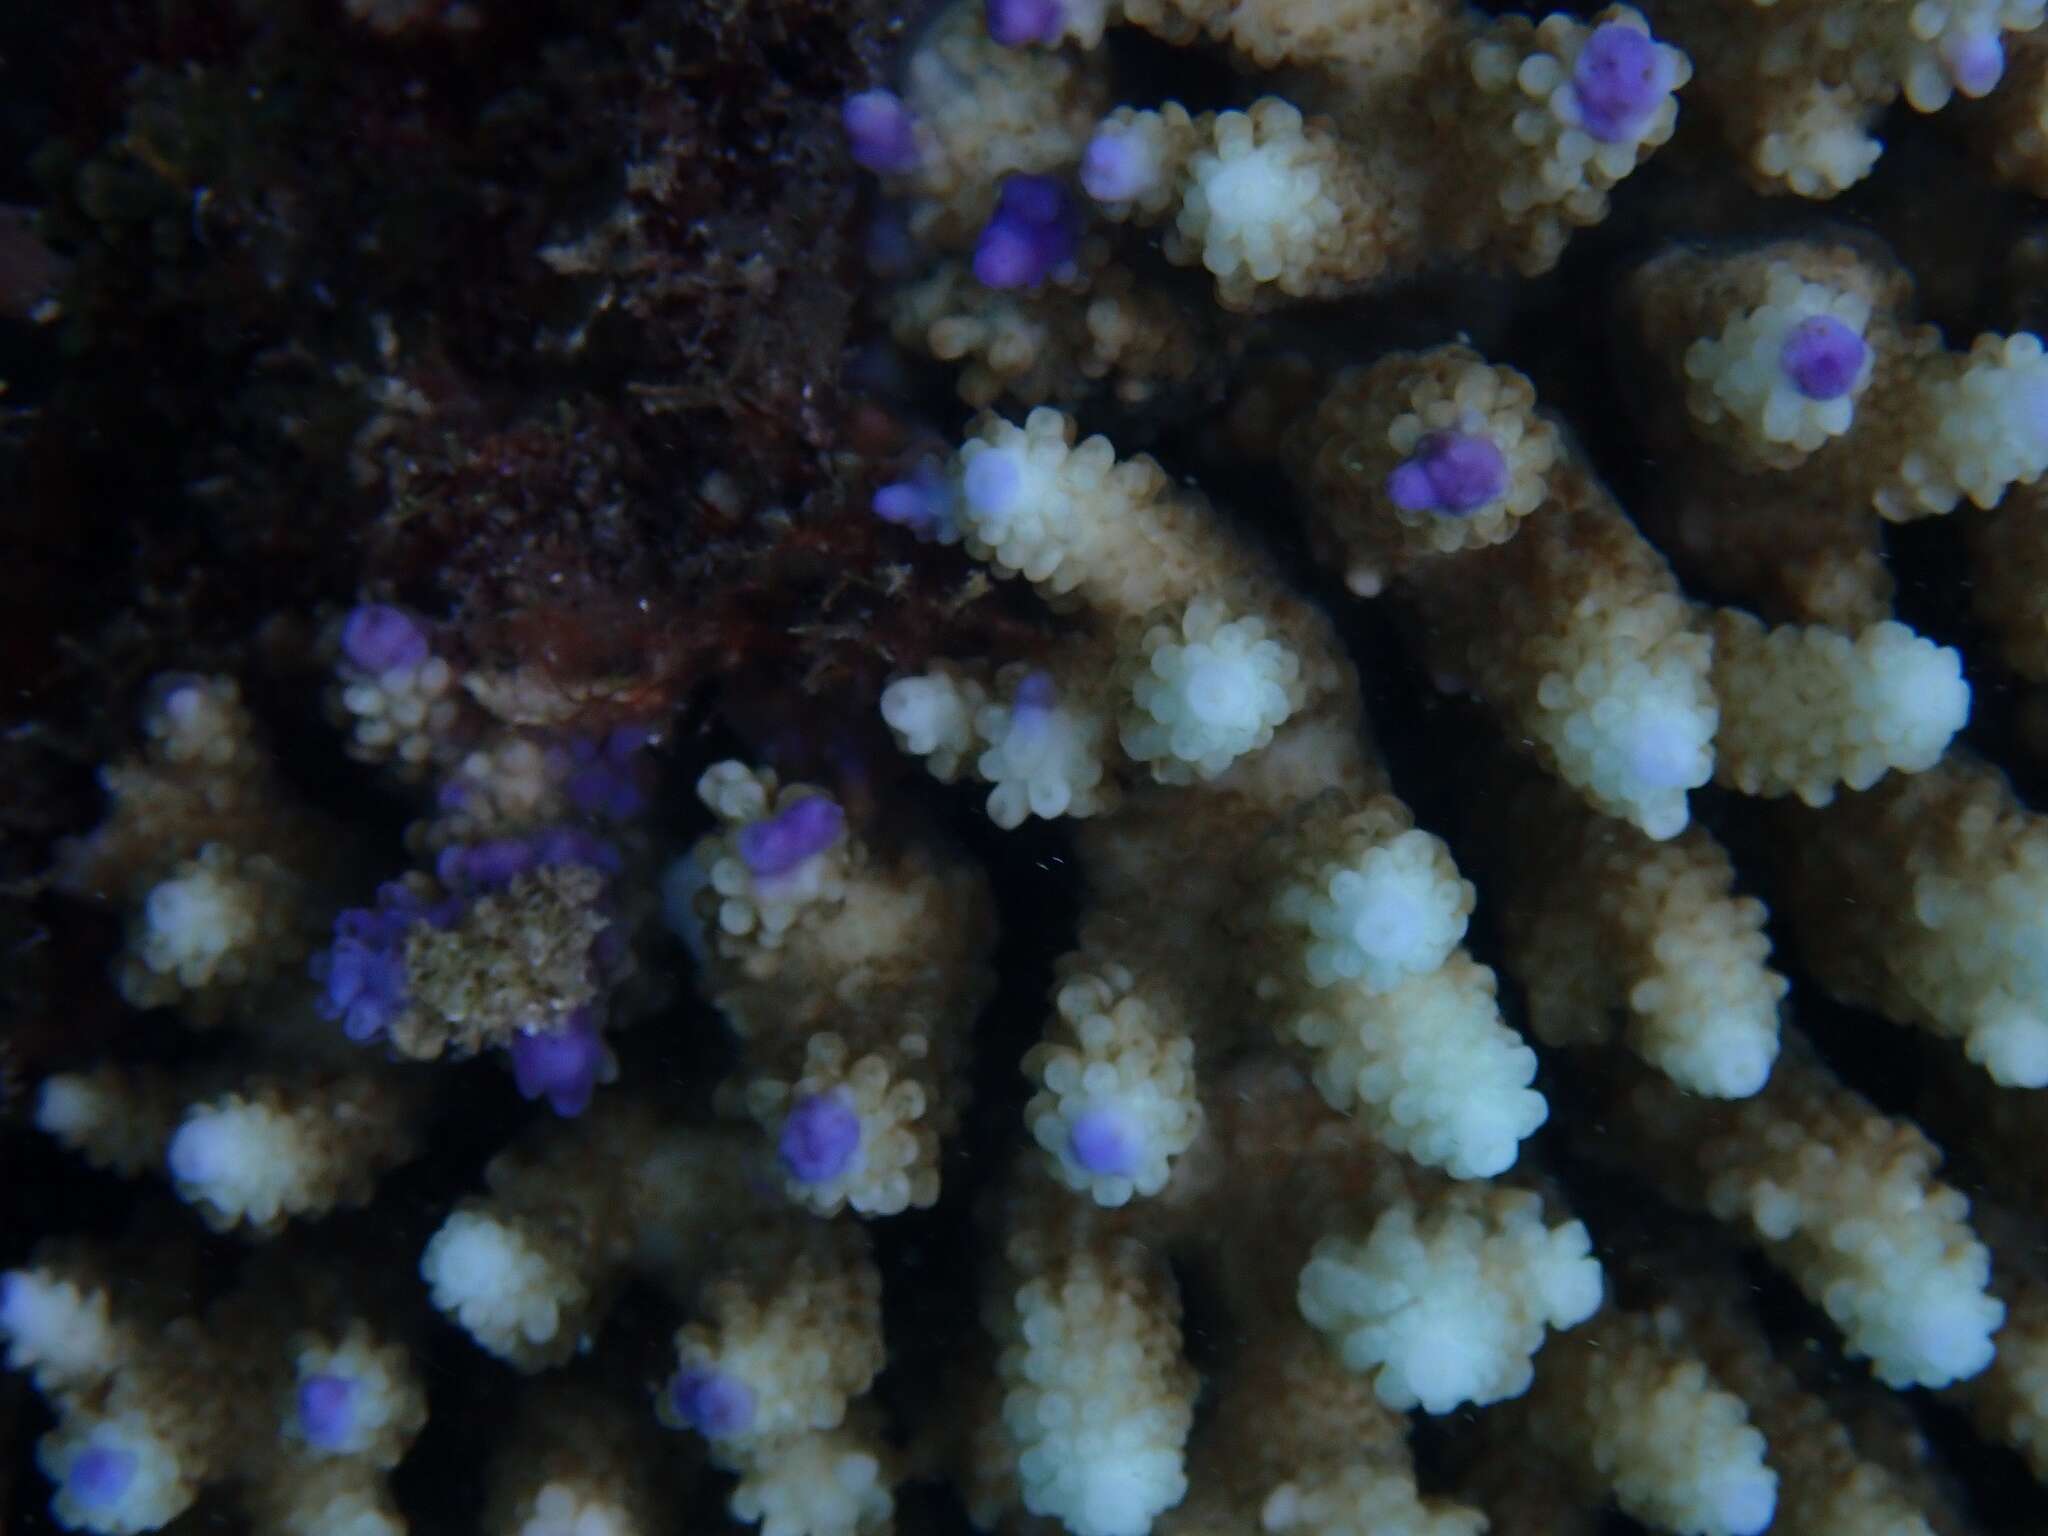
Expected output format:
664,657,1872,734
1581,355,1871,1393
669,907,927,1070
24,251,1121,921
297,1372,359,1451
68,1442,136,1509
1067,1108,1136,1176
963,451,1021,517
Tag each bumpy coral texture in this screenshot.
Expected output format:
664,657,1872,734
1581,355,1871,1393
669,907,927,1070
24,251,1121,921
12,2,2048,1536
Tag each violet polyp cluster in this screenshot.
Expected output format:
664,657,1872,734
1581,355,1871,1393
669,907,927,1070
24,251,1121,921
562,727,654,821
433,825,623,891
973,174,1078,290
66,1444,136,1515
1571,21,1671,142
872,459,958,540
667,1368,756,1440
1065,1108,1136,1177
509,1008,609,1117
1079,126,1151,203
296,1373,359,1452
340,603,431,674
317,881,458,1044
736,795,846,879
1779,315,1867,401
842,89,923,176
987,0,1063,49
1386,432,1510,516
779,1091,864,1184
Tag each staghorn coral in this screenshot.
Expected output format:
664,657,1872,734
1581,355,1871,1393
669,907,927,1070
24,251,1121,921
10,1,2048,1535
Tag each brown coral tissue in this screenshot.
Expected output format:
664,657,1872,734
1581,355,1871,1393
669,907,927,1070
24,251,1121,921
8,1,2048,1535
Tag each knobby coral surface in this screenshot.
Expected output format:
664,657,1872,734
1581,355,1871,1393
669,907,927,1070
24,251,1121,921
6,1,2048,1535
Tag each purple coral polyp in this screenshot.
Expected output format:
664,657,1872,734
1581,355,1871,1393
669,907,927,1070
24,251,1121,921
1067,1108,1136,1176
67,1443,136,1509
340,604,430,674
1572,23,1667,144
973,175,1077,291
874,479,935,530
297,1373,359,1451
669,1367,755,1440
436,827,622,891
1080,129,1150,203
437,837,535,891
563,766,645,821
1386,432,1509,515
843,90,922,176
873,459,958,540
738,796,845,879
1013,670,1057,715
316,882,457,1044
564,728,652,821
1778,315,1867,401
1942,30,2004,97
986,0,1062,48
778,1092,862,1183
509,1010,608,1118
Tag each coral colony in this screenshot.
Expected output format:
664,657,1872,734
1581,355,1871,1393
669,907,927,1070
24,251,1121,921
24,0,2048,1534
